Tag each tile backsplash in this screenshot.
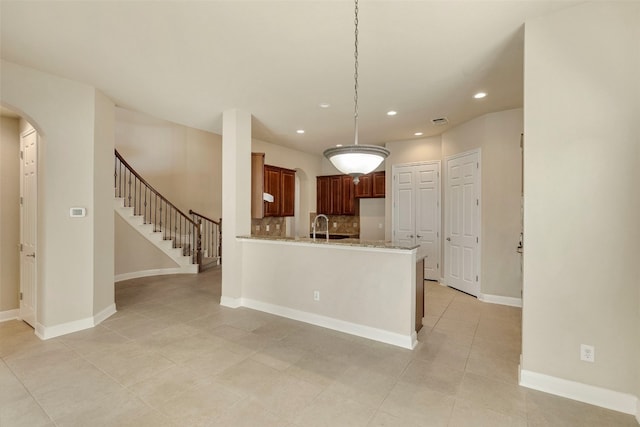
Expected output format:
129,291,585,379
309,213,360,236
252,217,286,237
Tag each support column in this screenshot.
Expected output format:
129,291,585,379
220,109,251,307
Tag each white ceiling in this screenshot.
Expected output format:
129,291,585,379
0,1,576,155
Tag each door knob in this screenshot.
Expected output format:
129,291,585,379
416,235,423,238
408,234,414,238
446,237,451,241
26,253,35,258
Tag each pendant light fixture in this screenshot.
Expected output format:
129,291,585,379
323,0,389,185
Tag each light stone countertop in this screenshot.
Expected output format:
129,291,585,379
237,234,426,258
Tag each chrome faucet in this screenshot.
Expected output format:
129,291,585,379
312,214,329,241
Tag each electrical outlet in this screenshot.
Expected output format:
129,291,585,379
255,225,260,231
333,222,337,228
580,344,595,362
313,290,320,301
276,224,280,230
266,225,270,232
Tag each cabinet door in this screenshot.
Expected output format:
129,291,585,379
354,174,372,198
341,175,357,215
280,169,296,217
263,165,281,216
316,176,330,214
328,176,343,215
372,171,386,198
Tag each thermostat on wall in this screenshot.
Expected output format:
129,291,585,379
69,207,86,217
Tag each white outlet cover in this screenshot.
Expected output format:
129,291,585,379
580,344,595,362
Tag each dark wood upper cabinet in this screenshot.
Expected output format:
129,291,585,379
280,169,296,217
354,174,372,198
261,164,296,217
341,175,357,215
372,171,386,198
354,171,385,198
316,175,358,216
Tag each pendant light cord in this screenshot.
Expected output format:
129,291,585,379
353,0,359,146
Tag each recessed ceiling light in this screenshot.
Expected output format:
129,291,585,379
414,132,423,136
387,110,397,116
296,129,305,134
474,92,487,99
319,103,331,108
336,144,343,147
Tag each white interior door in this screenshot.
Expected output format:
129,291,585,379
20,129,37,327
415,164,440,280
393,167,416,247
445,150,480,296
393,162,441,280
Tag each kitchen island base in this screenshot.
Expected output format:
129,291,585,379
224,237,424,349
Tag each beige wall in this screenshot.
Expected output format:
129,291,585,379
442,109,523,298
115,107,222,220
114,215,178,276
0,116,20,313
522,0,639,402
1,60,115,334
359,199,385,240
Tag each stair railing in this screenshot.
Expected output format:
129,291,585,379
114,150,202,268
189,210,222,265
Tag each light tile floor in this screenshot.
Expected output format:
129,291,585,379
1,267,637,426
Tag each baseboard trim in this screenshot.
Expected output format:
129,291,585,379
636,399,640,424
94,303,117,325
35,303,118,340
115,268,192,282
0,309,19,323
478,293,523,308
36,316,94,340
240,297,416,350
219,296,242,308
519,368,638,416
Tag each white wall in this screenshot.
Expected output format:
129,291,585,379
522,0,640,410
0,116,20,314
442,109,523,299
0,60,115,336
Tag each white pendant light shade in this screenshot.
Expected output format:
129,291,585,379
324,145,389,181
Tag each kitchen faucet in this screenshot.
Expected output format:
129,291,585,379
312,214,329,241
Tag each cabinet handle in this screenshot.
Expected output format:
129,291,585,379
416,235,423,239
408,234,414,238
446,237,451,241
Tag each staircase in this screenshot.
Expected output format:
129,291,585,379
114,150,221,275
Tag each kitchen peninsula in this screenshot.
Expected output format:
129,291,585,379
227,235,425,349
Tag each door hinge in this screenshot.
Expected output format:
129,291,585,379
476,275,478,282
477,162,479,169
20,292,23,301
476,237,479,243
20,151,24,159
19,243,23,251
20,196,23,205
476,199,479,206
437,263,439,269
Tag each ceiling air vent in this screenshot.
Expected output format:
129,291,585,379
431,117,449,126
